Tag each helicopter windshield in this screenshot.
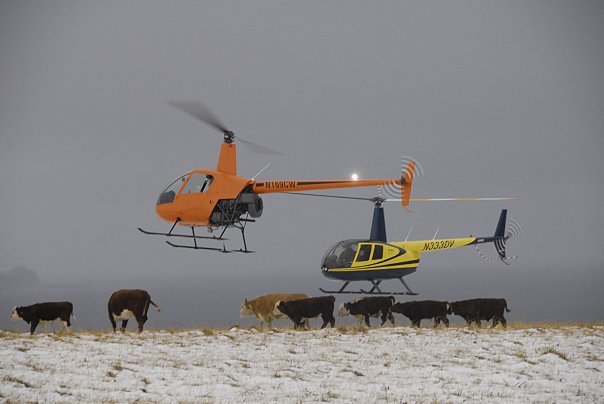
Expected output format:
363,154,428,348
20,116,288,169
156,173,189,205
181,173,214,194
321,239,364,269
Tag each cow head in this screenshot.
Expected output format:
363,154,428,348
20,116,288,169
273,301,285,317
446,302,452,315
391,302,410,317
10,306,22,321
240,299,253,318
338,302,351,317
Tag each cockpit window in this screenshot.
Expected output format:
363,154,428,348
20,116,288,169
321,239,363,269
356,244,372,262
181,173,214,194
156,173,189,205
372,244,383,260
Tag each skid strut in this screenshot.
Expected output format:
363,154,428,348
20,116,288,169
320,278,418,295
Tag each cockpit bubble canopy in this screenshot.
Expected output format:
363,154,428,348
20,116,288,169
156,172,214,205
321,239,364,269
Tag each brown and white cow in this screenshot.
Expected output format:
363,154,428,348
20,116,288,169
108,289,160,333
11,302,74,335
274,296,336,330
389,300,450,328
449,298,510,328
240,293,308,329
338,296,395,327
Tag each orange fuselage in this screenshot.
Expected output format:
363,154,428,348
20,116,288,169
155,143,408,227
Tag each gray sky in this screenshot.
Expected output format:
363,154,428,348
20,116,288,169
1,1,603,327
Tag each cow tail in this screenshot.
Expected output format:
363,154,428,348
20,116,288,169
150,299,161,312
504,299,510,312
69,302,76,321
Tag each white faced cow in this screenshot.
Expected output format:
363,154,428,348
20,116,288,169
108,289,160,333
11,302,74,335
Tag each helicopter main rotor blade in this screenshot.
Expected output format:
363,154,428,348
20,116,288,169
168,100,284,155
168,100,230,134
237,137,284,155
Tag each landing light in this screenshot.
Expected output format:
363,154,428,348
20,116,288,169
351,173,359,181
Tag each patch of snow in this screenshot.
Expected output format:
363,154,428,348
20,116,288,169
1,326,602,402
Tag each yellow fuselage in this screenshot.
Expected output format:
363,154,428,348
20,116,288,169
321,237,477,281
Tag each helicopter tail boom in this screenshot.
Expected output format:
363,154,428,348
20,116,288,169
252,179,401,194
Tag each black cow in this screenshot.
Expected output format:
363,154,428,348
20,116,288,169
338,296,395,327
449,298,510,328
108,289,160,333
389,300,450,328
274,296,336,330
11,302,74,335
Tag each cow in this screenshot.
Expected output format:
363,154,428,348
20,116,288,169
274,296,336,330
389,300,450,328
11,302,74,335
240,293,309,330
108,289,160,333
448,298,510,328
338,296,395,327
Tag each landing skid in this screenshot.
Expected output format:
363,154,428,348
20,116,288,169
165,241,255,254
138,214,255,253
319,279,418,296
138,228,227,241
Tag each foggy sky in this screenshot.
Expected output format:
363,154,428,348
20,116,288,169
1,1,603,328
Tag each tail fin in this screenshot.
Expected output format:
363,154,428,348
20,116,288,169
401,162,415,207
493,209,507,259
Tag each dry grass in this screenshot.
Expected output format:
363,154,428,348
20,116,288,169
541,347,570,361
1,321,602,340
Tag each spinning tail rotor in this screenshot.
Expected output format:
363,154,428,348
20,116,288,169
474,210,521,264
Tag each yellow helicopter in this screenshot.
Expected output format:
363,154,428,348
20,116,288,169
315,193,518,295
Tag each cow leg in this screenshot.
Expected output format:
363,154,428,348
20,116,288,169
121,320,128,332
443,316,450,328
266,318,272,330
434,318,439,328
136,316,146,333
30,319,39,335
109,315,117,333
475,319,481,328
364,315,371,328
500,316,507,328
388,311,395,326
61,319,72,333
490,318,498,328
321,313,335,329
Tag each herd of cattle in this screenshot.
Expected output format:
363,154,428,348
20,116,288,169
10,289,510,335
241,294,510,330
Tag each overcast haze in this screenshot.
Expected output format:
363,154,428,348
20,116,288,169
1,1,603,329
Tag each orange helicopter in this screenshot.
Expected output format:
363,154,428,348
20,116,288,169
139,101,414,252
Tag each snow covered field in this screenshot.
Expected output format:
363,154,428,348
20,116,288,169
1,324,603,403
